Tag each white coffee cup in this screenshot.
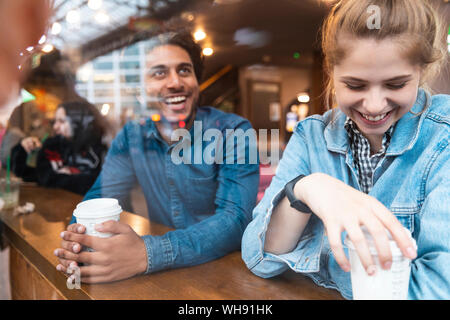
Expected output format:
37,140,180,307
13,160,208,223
73,198,122,240
344,226,416,300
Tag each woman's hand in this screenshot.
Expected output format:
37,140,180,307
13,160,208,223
296,172,417,275
20,136,42,153
56,166,72,175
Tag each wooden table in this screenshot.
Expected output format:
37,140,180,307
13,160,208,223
0,184,343,300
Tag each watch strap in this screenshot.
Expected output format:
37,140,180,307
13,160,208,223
285,175,313,214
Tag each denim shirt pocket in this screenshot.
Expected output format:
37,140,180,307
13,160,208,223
184,173,218,215
389,205,419,233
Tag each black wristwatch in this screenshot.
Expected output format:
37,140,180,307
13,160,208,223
284,175,313,214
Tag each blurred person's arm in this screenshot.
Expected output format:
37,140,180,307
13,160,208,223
1,104,27,164
10,141,37,182
0,128,25,165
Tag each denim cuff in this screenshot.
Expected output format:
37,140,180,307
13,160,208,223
261,185,324,273
141,234,173,274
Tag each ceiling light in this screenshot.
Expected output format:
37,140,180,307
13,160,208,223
181,12,195,22
38,35,47,45
194,30,206,41
95,11,110,24
42,44,54,53
77,63,93,82
297,93,310,103
202,47,213,56
66,10,80,24
88,0,103,10
51,22,62,35
101,103,110,115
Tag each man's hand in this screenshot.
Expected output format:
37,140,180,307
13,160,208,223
54,221,148,283
55,223,84,273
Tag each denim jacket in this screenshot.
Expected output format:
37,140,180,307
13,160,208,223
71,107,259,274
242,89,450,300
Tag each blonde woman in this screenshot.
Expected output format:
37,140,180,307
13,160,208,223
242,0,449,299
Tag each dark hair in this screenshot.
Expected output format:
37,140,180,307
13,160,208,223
58,101,105,152
23,49,76,89
146,30,204,82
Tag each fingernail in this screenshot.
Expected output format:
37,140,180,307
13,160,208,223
384,261,392,270
77,226,84,233
70,262,77,268
367,265,377,276
56,265,62,271
60,231,65,239
73,244,80,252
407,247,417,259
54,249,59,256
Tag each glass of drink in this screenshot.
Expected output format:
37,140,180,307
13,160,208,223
73,198,123,252
344,226,416,300
0,178,20,210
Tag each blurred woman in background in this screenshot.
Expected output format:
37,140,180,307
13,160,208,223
11,101,107,195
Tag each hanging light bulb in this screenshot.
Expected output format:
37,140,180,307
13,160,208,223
297,92,310,103
41,44,54,53
38,35,47,45
95,11,110,24
202,47,214,56
66,10,80,25
101,103,110,115
51,22,62,35
88,0,103,10
193,29,206,41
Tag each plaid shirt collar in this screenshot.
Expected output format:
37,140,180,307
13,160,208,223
344,117,394,193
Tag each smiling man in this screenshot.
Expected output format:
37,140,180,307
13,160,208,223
53,31,260,283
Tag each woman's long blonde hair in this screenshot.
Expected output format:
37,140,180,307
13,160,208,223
321,0,448,110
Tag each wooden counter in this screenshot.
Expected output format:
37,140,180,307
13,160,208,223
0,184,343,300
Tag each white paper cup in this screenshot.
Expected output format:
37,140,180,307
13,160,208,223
73,198,122,240
344,226,416,300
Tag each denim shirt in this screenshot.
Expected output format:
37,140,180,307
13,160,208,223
241,89,450,300
70,106,259,274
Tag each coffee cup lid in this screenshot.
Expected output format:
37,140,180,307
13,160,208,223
344,226,416,257
73,198,122,219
